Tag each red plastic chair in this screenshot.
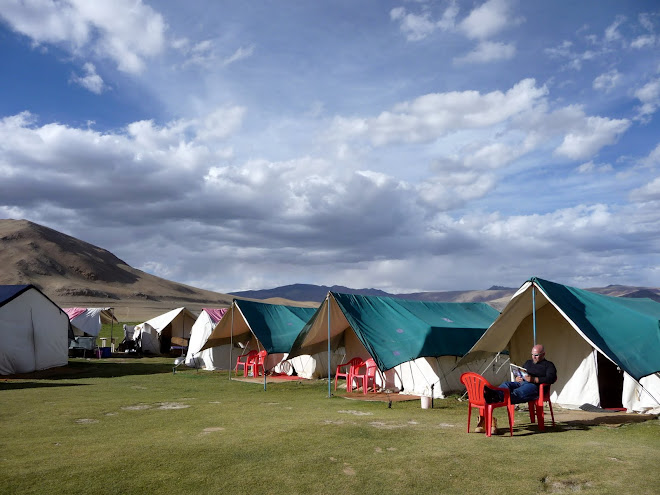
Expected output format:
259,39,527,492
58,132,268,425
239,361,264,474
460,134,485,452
235,350,258,377
335,357,363,391
248,350,268,377
528,382,555,431
351,358,379,395
460,372,514,437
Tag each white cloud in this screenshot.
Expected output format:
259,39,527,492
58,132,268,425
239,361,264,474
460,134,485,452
70,62,105,94
592,69,621,92
390,7,438,41
642,143,660,166
223,45,255,66
604,15,626,44
454,40,515,64
631,34,656,49
576,161,614,174
634,78,660,122
630,176,660,202
555,115,630,160
459,0,523,40
330,78,548,146
0,0,167,73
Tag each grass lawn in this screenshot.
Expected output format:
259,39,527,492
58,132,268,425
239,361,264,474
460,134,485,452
1,355,658,495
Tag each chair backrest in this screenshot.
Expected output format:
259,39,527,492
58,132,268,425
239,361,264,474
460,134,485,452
460,372,493,407
257,350,268,364
365,358,377,377
245,350,259,361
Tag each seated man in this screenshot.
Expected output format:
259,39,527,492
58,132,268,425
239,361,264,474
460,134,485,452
476,344,557,433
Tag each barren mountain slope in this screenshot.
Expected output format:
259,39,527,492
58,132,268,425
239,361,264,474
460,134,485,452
0,219,233,321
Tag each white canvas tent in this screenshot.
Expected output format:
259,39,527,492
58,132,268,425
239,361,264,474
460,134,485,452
288,292,509,398
185,308,229,369
64,307,117,337
0,285,71,375
458,277,660,414
133,307,197,355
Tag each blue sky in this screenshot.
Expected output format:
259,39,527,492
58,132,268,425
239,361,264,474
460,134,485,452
1,0,659,293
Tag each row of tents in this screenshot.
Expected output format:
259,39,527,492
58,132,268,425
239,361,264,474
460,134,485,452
1,278,659,415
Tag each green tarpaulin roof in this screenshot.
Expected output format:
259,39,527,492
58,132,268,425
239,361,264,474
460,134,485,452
533,277,660,381
289,292,500,371
200,299,317,354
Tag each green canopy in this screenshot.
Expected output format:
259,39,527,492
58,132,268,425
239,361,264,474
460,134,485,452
289,292,500,371
533,277,660,381
200,299,317,354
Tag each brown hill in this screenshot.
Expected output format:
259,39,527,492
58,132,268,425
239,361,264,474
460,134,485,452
0,219,235,321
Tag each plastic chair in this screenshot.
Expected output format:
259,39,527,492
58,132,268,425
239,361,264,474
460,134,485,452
528,382,555,431
460,372,514,437
351,358,379,395
335,357,363,391
248,350,268,377
235,350,258,377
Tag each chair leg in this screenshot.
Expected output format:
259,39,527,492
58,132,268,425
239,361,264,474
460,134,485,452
528,401,536,423
537,405,545,431
485,406,493,437
548,400,555,426
467,405,472,433
507,404,514,436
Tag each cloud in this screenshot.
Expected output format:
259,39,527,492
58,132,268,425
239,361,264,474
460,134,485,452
0,0,167,73
592,69,621,92
555,115,630,160
634,78,660,122
329,78,548,146
222,44,255,66
390,7,437,41
604,15,626,44
576,161,614,174
630,176,660,202
459,0,523,40
70,62,105,94
454,40,515,64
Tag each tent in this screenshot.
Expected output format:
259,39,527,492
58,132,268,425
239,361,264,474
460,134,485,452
133,307,197,354
457,277,660,413
185,308,229,369
0,285,71,375
200,300,319,374
64,307,117,337
288,292,508,397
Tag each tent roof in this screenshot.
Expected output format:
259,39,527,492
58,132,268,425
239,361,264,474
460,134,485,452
139,307,197,334
0,285,33,309
459,277,660,381
289,292,500,371
202,308,228,324
200,300,317,353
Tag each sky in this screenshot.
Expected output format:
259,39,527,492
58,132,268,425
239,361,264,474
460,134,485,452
1,0,660,294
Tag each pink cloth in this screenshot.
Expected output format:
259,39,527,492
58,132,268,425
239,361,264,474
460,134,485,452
203,308,228,324
64,307,86,321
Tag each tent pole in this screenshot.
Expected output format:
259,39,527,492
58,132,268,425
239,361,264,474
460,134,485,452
532,284,537,346
327,293,331,398
229,303,234,381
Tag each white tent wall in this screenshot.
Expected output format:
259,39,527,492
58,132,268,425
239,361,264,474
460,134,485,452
623,373,660,414
69,308,115,337
185,311,234,370
387,354,510,399
134,307,197,355
0,288,69,375
289,351,345,379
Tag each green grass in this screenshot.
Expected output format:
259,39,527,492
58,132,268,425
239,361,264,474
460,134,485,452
1,357,658,495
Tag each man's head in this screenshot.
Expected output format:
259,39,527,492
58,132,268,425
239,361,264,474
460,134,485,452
531,344,546,364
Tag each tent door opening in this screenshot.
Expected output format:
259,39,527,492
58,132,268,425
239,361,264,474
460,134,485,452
597,352,623,409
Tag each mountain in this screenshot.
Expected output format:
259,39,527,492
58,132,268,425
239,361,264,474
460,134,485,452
230,284,519,310
0,219,235,321
3,219,659,320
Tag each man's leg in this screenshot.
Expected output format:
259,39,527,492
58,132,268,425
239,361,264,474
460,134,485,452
510,382,539,404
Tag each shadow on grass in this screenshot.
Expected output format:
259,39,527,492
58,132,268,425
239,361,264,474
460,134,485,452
1,359,174,381
0,381,89,391
504,413,657,436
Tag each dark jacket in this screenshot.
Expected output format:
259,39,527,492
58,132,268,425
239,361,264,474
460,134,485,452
522,358,557,384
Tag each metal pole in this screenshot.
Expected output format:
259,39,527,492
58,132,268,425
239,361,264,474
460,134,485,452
327,294,332,398
532,284,537,345
229,303,234,381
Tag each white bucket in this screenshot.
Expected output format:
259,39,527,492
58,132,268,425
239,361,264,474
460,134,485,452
421,396,431,409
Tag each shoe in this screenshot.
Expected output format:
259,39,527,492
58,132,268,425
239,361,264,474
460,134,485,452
491,416,498,435
474,416,485,433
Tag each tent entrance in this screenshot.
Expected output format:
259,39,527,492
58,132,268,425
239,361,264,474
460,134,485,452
597,353,624,409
